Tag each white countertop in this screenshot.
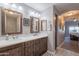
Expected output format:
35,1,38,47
0,31,48,48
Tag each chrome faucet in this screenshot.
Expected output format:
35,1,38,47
6,34,9,40
12,36,16,39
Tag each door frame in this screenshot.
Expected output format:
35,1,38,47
55,14,58,50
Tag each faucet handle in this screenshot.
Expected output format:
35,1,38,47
6,34,9,40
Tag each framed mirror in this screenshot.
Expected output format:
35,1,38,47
1,8,22,35
30,17,39,33
23,18,30,26
41,20,47,31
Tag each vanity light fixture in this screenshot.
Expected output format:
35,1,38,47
30,11,35,16
12,4,17,8
3,3,9,5
35,13,38,17
30,11,41,17
38,14,41,17
18,6,23,10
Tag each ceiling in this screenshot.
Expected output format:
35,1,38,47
25,3,79,15
25,3,53,12
54,3,79,15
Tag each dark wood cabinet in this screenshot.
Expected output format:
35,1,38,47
24,40,34,56
5,46,22,56
33,39,40,56
0,43,24,56
24,37,48,56
39,37,47,55
0,37,48,56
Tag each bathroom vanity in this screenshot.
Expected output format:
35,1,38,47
0,32,48,56
0,7,48,56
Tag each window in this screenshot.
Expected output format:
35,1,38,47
69,26,79,33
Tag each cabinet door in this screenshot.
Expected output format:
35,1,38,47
0,50,10,56
8,46,22,56
42,37,47,52
25,46,34,56
0,43,24,56
24,37,48,56
39,37,47,55
33,39,40,56
24,40,34,56
39,39,44,55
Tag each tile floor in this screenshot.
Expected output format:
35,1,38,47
61,37,79,53
43,51,53,56
43,37,79,56
43,47,79,56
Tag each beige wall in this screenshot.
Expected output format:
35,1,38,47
57,31,64,46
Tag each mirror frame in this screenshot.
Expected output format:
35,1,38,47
1,8,22,35
30,16,39,33
41,20,47,31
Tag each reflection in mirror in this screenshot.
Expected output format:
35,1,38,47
1,8,22,35
23,18,30,26
41,20,47,31
30,17,39,33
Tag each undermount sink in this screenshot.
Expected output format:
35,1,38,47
32,32,40,36
32,33,38,36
